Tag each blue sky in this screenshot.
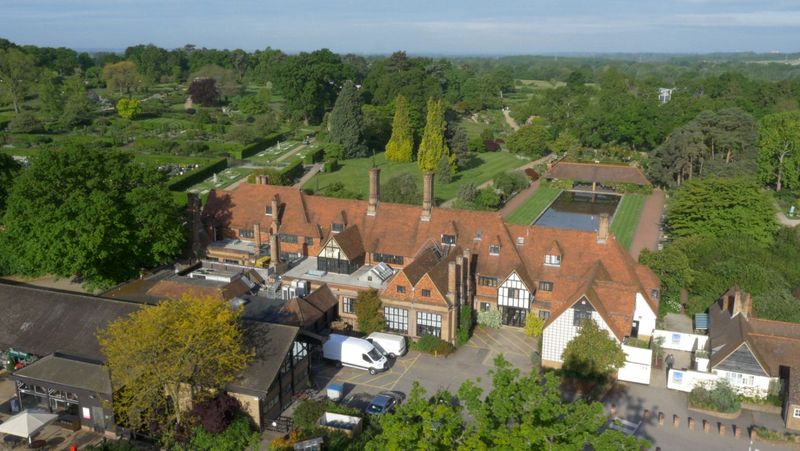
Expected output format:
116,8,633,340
2,0,800,54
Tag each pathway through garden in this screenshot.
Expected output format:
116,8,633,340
502,108,520,131
628,189,666,260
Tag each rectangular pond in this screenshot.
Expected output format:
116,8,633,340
533,191,620,231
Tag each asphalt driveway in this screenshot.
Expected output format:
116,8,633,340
311,326,538,405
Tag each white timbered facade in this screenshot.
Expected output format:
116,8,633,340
541,297,618,366
497,271,534,327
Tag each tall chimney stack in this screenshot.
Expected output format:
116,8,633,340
462,248,472,303
447,261,457,304
597,214,609,243
421,172,434,222
253,223,261,250
269,232,279,271
367,167,380,217
271,196,280,227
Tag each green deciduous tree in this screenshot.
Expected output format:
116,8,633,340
366,382,463,451
382,172,421,205
639,247,693,314
356,288,385,334
329,80,368,159
506,119,550,158
273,49,349,124
116,97,142,120
97,295,252,441
562,319,626,381
417,98,450,172
758,110,800,191
102,60,141,94
0,146,184,288
37,72,64,122
191,65,241,100
457,355,647,450
385,95,414,162
0,48,38,114
550,130,582,159
667,176,778,245
0,154,20,216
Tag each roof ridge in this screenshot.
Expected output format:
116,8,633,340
748,332,800,343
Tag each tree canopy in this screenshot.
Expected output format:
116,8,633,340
382,172,421,205
506,119,550,158
273,49,350,124
758,110,800,192
667,176,778,245
328,80,368,159
188,78,221,107
384,95,414,162
97,295,252,440
0,146,184,288
417,98,450,172
0,47,38,114
369,355,648,450
356,288,385,334
562,319,626,381
102,60,141,94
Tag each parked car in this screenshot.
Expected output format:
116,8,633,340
366,391,406,415
322,334,388,375
365,332,407,358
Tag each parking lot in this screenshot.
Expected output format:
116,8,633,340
311,327,538,405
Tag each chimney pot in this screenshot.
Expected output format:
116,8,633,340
367,167,380,217
597,213,609,243
421,172,434,222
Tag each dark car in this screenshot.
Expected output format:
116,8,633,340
365,391,406,415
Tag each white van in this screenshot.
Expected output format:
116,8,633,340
366,332,407,359
322,334,388,375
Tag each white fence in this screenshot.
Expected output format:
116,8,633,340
653,329,708,352
666,368,718,392
618,345,652,385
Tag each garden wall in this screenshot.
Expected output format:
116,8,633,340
653,330,709,352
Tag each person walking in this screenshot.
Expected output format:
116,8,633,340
665,353,675,383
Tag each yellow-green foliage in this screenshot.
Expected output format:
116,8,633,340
385,95,414,162
116,97,142,120
97,295,253,435
524,314,545,337
417,98,450,172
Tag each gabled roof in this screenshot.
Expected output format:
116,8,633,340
545,161,651,186
303,284,339,312
325,225,365,260
546,240,563,257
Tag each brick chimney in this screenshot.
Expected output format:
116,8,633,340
271,195,280,227
421,172,434,222
253,223,261,249
269,232,279,271
597,213,609,243
732,288,752,319
462,248,472,303
447,261,457,304
367,167,380,217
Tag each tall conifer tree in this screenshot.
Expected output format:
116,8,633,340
329,80,368,159
385,95,414,162
417,98,449,172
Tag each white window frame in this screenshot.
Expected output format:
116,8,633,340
384,307,408,333
544,254,561,266
794,407,800,418
489,245,500,256
343,297,356,314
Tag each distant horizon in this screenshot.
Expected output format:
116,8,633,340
3,0,800,55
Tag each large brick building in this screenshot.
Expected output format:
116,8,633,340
202,169,659,367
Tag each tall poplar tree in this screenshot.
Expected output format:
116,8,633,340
417,98,449,172
329,80,369,159
385,95,414,162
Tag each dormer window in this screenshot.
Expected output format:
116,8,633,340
489,245,500,256
516,237,524,246
265,205,272,216
474,230,482,241
441,234,456,246
544,254,561,266
332,223,344,233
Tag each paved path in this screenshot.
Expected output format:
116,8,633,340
629,189,666,260
775,201,800,227
502,108,520,131
294,162,323,188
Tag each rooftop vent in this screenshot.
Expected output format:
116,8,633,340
370,262,395,282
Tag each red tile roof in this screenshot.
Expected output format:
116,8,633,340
546,161,651,186
204,182,660,336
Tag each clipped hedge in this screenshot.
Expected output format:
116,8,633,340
233,130,288,159
167,157,228,191
281,158,305,184
477,310,502,328
303,146,325,164
247,158,305,187
411,335,455,356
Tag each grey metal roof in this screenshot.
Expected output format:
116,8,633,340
0,282,141,361
13,353,113,394
694,313,709,331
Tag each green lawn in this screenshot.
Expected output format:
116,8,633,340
610,194,647,250
505,187,562,225
303,151,529,203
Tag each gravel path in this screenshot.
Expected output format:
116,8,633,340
502,109,520,131
628,189,666,260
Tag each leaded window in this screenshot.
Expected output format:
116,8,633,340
279,234,298,244
416,312,442,338
343,297,356,314
384,307,408,333
239,228,254,238
479,276,498,287
538,281,553,292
